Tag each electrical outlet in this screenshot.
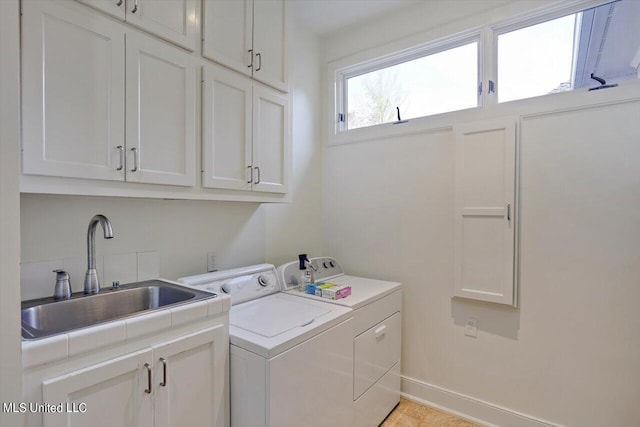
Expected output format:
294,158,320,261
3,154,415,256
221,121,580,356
207,252,217,272
465,317,477,338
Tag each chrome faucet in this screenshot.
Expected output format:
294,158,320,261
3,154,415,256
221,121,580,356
84,214,113,294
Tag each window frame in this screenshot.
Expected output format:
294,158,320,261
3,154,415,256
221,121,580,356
328,0,623,144
334,29,483,134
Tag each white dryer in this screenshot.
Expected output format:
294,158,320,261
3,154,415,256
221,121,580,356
277,257,402,427
178,264,353,427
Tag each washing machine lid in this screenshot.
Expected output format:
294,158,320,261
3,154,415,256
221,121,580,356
229,293,352,358
231,295,330,338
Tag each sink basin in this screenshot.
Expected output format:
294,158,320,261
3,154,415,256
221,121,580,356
21,280,215,340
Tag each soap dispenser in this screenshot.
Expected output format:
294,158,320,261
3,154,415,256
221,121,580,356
53,269,72,300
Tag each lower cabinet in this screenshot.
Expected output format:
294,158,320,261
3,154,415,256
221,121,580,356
40,326,224,427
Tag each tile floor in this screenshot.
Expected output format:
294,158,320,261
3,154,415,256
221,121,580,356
380,398,482,427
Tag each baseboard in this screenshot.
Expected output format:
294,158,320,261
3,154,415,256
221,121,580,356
401,375,564,427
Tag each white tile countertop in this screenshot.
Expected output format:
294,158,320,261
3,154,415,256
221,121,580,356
22,280,230,368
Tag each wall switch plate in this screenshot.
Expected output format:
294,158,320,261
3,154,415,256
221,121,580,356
465,317,478,337
207,252,217,272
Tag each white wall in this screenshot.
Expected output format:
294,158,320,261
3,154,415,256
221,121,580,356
0,0,23,424
21,195,265,291
264,11,324,266
322,2,640,426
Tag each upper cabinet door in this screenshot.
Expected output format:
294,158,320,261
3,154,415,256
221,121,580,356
252,0,288,92
453,118,517,306
252,86,289,194
125,31,197,187
202,0,253,77
202,64,253,191
75,0,126,20
125,0,199,51
21,0,125,182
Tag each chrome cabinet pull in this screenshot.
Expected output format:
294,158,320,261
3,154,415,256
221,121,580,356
255,53,262,71
131,0,138,13
130,147,138,172
116,0,123,6
159,358,167,387
507,204,511,222
247,166,253,184
144,363,152,394
116,145,124,171
247,49,253,69
254,166,261,184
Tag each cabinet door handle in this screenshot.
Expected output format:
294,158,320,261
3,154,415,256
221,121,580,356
116,145,124,171
116,0,123,6
131,0,138,14
507,204,511,222
255,53,262,71
131,147,138,172
144,363,152,394
254,166,261,184
159,357,167,387
247,49,253,69
374,325,386,338
247,165,253,184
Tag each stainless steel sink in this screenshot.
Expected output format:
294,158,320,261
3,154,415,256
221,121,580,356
21,280,215,340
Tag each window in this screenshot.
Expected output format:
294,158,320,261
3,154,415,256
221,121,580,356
340,38,480,130
497,0,640,102
333,0,640,135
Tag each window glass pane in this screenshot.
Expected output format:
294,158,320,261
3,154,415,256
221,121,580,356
498,14,576,103
347,42,478,130
498,0,640,103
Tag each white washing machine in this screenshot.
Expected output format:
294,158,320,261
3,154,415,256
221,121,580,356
178,264,353,427
277,257,402,427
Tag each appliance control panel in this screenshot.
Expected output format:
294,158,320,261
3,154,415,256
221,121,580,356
278,257,344,291
178,264,278,305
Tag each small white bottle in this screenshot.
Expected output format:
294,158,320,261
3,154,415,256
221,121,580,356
298,254,311,292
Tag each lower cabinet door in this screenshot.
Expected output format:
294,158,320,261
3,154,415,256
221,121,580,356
152,325,225,427
42,349,153,427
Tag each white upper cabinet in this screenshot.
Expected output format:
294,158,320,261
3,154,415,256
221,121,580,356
126,31,197,187
202,64,253,191
202,0,253,78
202,0,288,92
251,0,287,92
21,0,125,182
202,64,289,194
125,0,199,51
75,0,199,51
22,1,196,187
453,118,517,306
76,0,126,20
252,86,289,193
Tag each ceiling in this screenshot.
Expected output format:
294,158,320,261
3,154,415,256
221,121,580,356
290,0,421,36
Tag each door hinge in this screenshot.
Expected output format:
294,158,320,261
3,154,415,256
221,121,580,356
478,81,483,96
488,80,495,94
338,113,345,123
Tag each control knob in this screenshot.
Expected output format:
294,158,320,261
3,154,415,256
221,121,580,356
258,274,271,287
220,284,230,294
